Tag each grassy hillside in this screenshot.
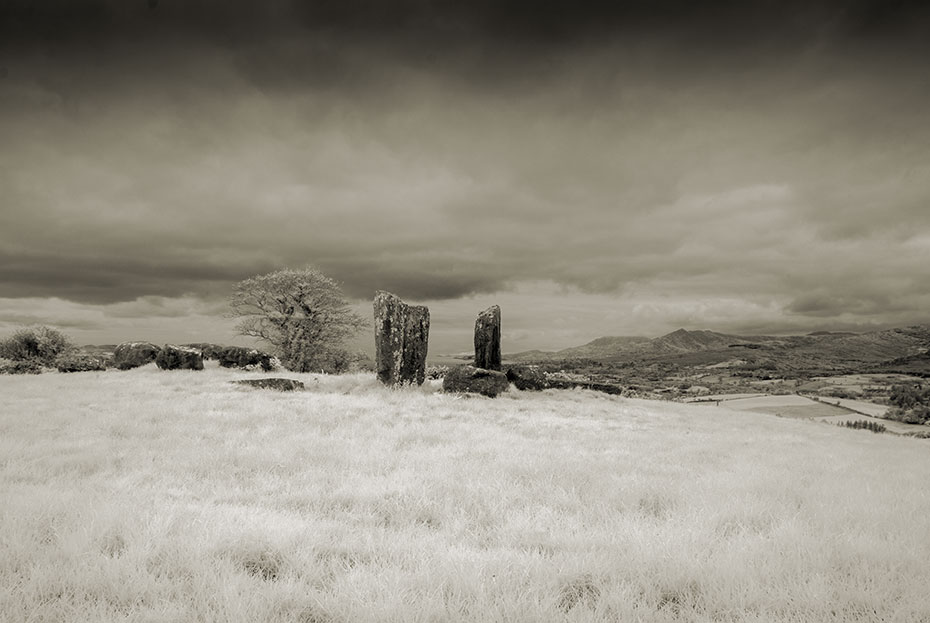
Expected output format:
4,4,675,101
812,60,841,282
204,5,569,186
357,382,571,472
2,365,930,622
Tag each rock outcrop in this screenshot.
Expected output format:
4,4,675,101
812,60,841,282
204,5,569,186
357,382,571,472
113,342,161,370
233,378,304,391
474,305,501,371
155,344,204,371
442,365,510,397
374,291,429,386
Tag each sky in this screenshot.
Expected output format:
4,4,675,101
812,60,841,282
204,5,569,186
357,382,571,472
1,0,929,356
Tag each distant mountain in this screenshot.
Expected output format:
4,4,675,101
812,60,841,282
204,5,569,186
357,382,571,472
505,325,930,370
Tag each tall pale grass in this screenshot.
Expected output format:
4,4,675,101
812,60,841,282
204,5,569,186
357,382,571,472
1,364,929,622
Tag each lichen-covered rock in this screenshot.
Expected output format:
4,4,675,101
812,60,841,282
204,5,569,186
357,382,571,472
113,342,161,370
217,346,274,371
155,344,204,371
474,305,501,371
505,364,549,390
374,291,429,386
55,353,107,373
442,365,510,397
233,378,304,391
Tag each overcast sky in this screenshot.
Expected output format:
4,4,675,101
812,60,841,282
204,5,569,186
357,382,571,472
1,0,929,355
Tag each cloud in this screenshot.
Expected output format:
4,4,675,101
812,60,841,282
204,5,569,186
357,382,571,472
0,0,928,346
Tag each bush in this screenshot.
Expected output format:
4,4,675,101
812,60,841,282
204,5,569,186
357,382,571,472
886,384,930,425
0,358,43,375
0,326,78,367
838,420,887,433
55,353,108,373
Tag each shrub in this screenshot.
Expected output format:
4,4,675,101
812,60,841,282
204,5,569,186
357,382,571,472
55,353,108,373
886,384,930,425
426,365,449,380
0,358,43,375
838,420,887,433
0,326,78,366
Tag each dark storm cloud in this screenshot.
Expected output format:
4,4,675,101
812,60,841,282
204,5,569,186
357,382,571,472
1,0,929,339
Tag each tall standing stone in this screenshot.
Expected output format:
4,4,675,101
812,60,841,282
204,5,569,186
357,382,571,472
474,305,501,371
374,291,430,386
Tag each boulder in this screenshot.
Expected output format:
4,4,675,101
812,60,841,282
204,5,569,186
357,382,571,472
155,344,204,371
233,378,304,391
218,346,274,371
374,291,430,386
442,365,510,398
55,353,107,373
183,343,226,360
113,342,161,370
505,364,549,391
474,305,501,371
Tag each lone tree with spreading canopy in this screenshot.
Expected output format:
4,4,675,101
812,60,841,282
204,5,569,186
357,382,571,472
229,267,367,373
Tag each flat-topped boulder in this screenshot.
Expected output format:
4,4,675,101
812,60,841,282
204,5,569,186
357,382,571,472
374,291,429,386
474,305,501,371
442,365,510,398
155,344,204,371
113,342,161,370
233,378,304,391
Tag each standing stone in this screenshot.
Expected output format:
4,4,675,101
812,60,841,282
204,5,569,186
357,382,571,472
474,305,501,371
401,304,430,385
374,291,430,386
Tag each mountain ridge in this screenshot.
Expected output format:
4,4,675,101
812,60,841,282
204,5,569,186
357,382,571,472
506,325,930,366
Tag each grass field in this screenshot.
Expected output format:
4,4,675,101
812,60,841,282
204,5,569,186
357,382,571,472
2,364,930,622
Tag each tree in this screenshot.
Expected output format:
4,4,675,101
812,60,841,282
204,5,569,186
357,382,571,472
0,325,78,366
228,267,367,373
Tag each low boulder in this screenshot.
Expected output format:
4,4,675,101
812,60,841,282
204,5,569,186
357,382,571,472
55,353,108,373
183,343,226,360
218,346,274,371
505,365,549,391
233,378,304,391
442,365,510,398
113,342,161,370
155,344,204,371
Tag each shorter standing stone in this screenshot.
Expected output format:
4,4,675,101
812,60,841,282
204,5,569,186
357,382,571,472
474,305,501,371
443,365,510,398
233,378,304,391
155,344,204,371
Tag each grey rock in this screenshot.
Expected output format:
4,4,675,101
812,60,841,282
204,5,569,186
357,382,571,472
233,378,304,391
474,305,501,371
113,342,161,370
505,364,549,390
218,346,274,371
442,365,510,397
155,344,204,371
